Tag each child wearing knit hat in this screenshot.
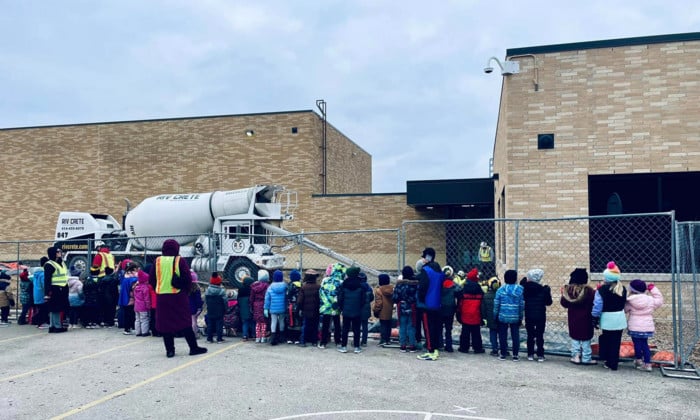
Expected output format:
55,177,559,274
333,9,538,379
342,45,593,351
625,279,663,371
250,270,271,343
285,270,303,344
523,268,552,362
494,269,524,361
591,261,628,370
205,272,228,343
373,273,394,346
560,268,597,365
482,277,502,355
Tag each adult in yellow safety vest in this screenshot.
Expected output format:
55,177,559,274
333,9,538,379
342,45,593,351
91,243,115,278
148,239,207,358
44,246,69,333
478,242,495,278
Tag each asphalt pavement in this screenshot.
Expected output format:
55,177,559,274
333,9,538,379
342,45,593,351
1,322,698,420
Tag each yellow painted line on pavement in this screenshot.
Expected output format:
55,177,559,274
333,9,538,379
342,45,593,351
51,341,244,420
0,332,44,344
0,341,141,383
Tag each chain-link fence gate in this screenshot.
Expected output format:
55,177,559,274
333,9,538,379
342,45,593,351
402,212,698,376
672,222,700,378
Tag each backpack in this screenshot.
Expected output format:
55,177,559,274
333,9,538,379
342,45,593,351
423,266,444,310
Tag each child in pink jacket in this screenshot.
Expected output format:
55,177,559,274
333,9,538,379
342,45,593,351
133,270,153,337
624,279,663,372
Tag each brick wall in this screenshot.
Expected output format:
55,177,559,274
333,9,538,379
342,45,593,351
0,111,372,242
492,38,700,273
494,40,700,219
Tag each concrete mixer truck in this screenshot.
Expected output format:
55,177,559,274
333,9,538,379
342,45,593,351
54,185,297,284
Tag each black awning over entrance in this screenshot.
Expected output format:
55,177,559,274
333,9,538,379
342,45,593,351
407,178,494,219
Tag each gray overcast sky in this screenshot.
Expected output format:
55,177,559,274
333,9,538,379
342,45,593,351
1,1,698,193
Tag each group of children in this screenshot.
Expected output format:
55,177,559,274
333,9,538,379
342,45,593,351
210,254,663,371
5,250,664,370
10,259,158,337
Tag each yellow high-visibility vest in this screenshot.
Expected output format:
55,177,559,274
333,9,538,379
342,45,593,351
47,261,68,286
98,252,115,276
479,246,492,262
155,256,181,294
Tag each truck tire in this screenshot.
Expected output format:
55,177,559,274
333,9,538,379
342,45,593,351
224,259,258,287
66,255,89,275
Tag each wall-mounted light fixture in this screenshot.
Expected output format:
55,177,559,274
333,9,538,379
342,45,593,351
245,130,255,137
484,56,520,76
485,55,539,91
508,54,539,91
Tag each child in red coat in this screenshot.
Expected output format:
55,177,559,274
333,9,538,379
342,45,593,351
456,269,485,353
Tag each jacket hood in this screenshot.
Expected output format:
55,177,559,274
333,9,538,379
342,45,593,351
379,284,393,296
251,281,269,292
396,278,419,286
561,284,590,303
161,239,180,256
269,282,287,294
304,275,319,284
137,270,149,284
626,293,652,310
524,281,545,292
502,283,524,297
343,276,361,291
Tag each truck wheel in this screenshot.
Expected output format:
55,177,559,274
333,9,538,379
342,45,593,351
224,259,258,286
67,255,89,275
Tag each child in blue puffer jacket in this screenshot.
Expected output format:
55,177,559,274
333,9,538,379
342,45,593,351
264,270,288,346
494,269,524,361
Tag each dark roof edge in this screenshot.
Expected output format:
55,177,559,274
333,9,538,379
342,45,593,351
407,177,494,184
507,32,700,56
0,109,315,131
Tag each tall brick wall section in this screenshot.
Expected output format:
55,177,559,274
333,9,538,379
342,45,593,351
494,40,700,219
0,111,371,242
312,117,372,195
492,38,700,276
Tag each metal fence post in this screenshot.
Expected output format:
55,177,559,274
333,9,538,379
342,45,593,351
514,220,520,273
299,231,304,271
672,215,681,368
691,223,699,348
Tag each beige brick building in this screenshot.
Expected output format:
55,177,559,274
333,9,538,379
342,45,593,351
491,32,700,275
0,110,444,270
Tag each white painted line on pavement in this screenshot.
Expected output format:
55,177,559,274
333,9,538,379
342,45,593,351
269,409,507,420
0,332,44,344
50,341,244,420
0,340,141,383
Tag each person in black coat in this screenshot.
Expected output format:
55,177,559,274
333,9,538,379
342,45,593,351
98,267,119,327
522,268,553,361
44,247,69,333
297,269,321,346
337,266,365,353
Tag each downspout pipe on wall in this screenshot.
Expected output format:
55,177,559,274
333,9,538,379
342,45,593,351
316,99,327,195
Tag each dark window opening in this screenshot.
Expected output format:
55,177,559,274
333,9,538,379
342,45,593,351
588,171,700,273
538,133,554,149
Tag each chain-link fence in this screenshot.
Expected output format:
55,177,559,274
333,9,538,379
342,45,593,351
401,213,695,370
675,222,700,369
2,214,697,374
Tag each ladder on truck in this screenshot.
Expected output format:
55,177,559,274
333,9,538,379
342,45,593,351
261,222,382,278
